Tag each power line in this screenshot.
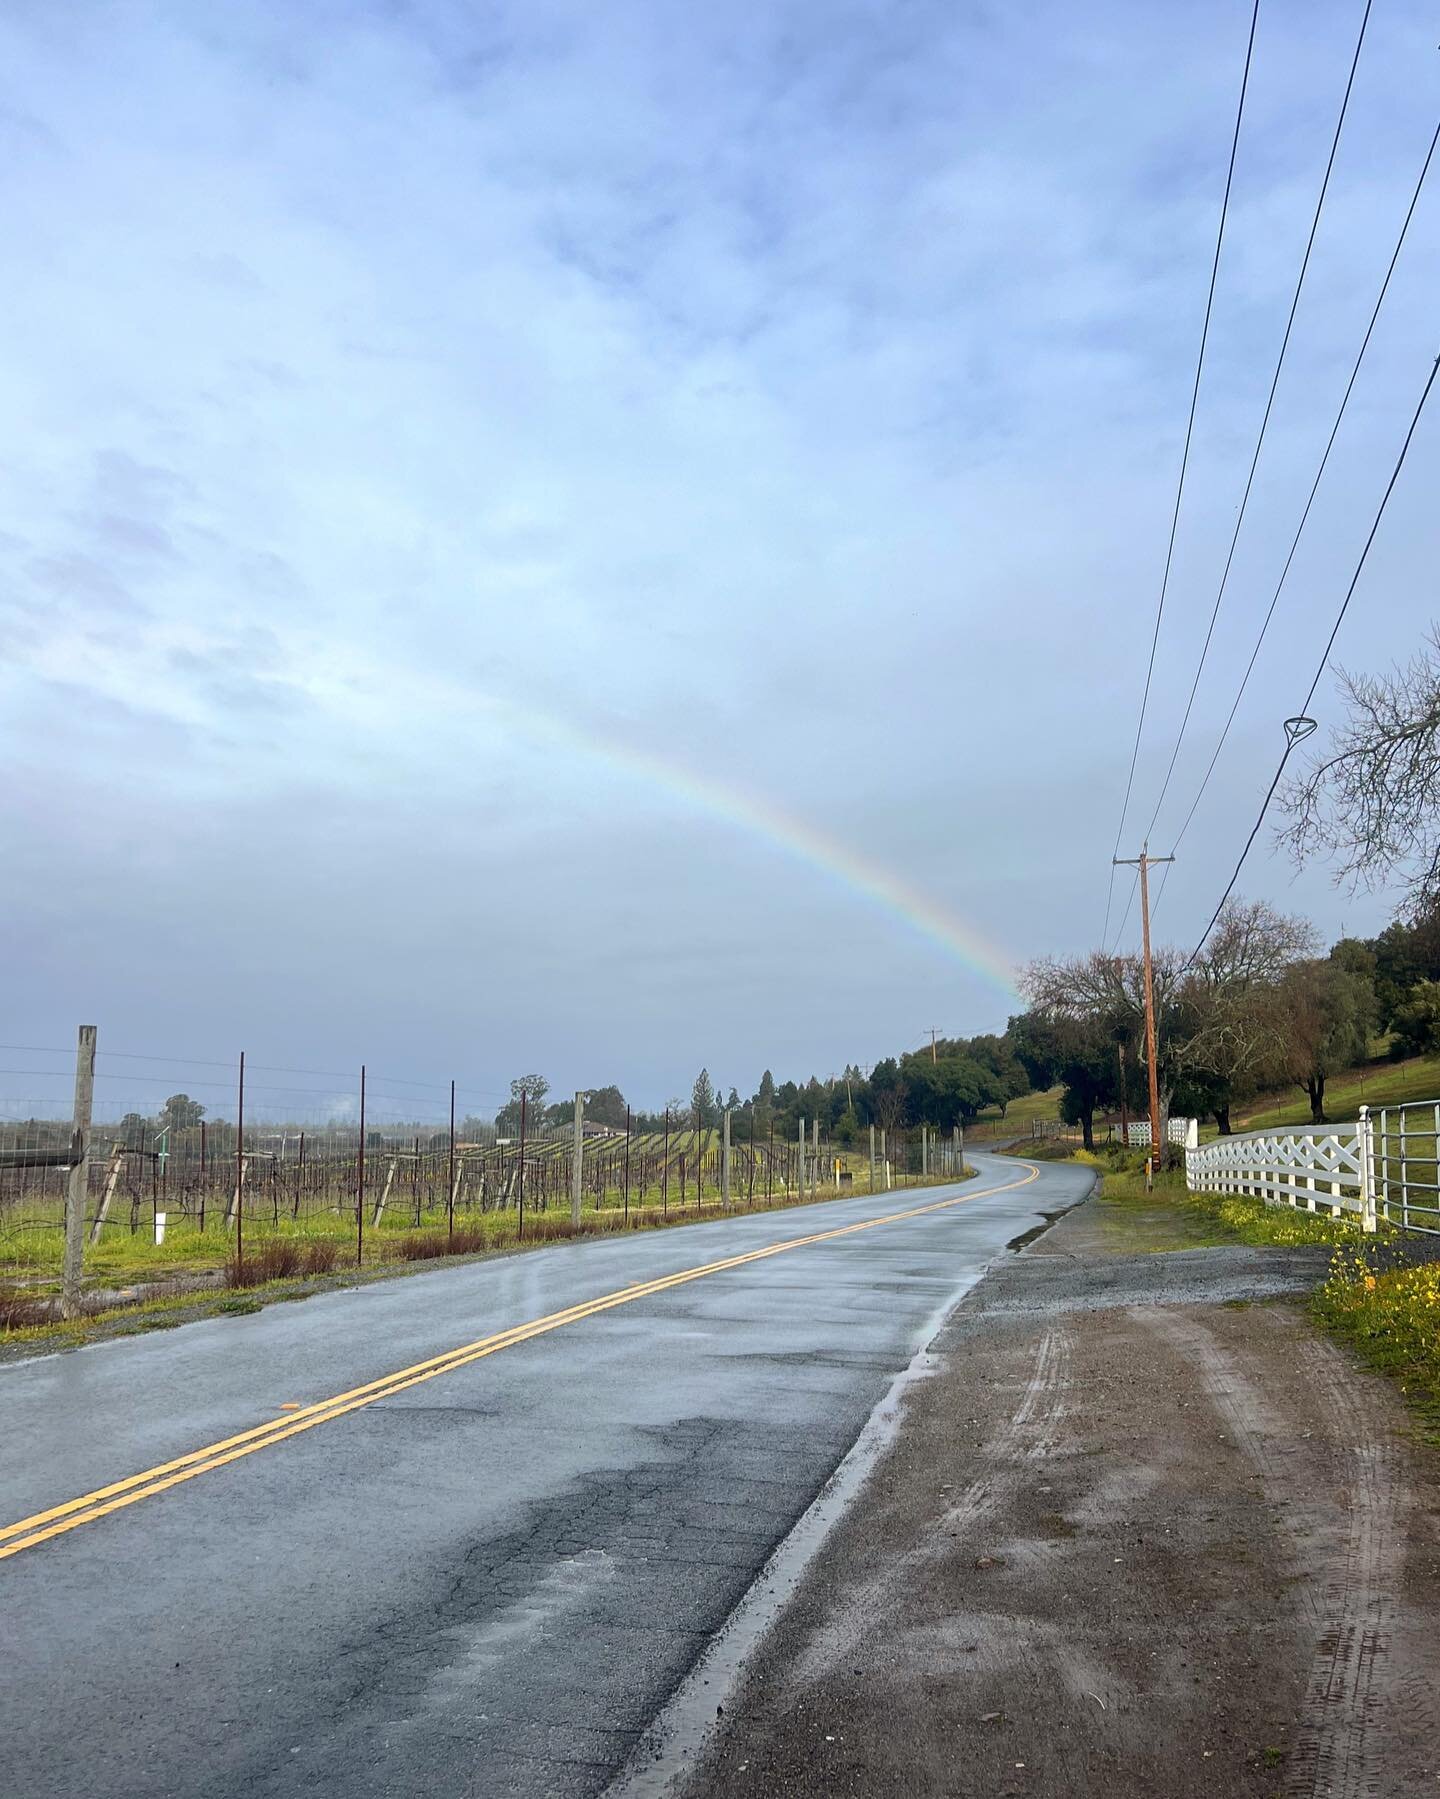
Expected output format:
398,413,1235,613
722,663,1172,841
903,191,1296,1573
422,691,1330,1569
1182,349,1439,971
1153,114,1440,920
1109,868,1139,953
1101,0,1262,946
1142,0,1375,845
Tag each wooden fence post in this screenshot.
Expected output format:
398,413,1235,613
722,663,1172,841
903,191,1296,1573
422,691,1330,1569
61,1026,96,1321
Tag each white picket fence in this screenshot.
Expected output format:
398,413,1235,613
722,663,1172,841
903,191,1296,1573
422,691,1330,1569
1185,1107,1377,1232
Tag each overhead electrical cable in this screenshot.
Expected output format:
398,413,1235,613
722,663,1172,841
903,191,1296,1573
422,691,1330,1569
1181,350,1439,972
1140,0,1375,850
1153,117,1439,919
1100,0,1262,947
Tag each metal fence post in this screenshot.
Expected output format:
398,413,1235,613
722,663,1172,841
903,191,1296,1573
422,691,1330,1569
1359,1105,1377,1233
61,1025,97,1320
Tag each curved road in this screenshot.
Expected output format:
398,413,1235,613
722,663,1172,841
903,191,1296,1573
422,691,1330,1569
2,1152,1093,1798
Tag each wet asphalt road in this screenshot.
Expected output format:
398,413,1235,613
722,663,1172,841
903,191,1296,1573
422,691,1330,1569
1,1154,1093,1799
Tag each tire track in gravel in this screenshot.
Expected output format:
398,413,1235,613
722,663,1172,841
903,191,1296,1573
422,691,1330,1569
1286,1334,1407,1799
787,1324,1072,1686
1141,1310,1410,1799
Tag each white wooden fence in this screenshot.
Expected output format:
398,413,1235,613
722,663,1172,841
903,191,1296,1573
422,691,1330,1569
1185,1108,1377,1232
1125,1117,1199,1150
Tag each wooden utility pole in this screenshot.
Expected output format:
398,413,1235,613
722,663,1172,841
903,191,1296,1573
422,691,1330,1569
926,1028,942,1064
1113,845,1175,1185
61,1025,96,1321
1117,1041,1130,1148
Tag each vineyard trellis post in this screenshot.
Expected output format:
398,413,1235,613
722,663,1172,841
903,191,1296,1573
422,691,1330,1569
61,1024,96,1320
447,1080,456,1246
234,1051,246,1277
623,1107,631,1224
869,1123,876,1194
721,1108,731,1209
571,1092,584,1227
517,1089,528,1241
356,1064,366,1267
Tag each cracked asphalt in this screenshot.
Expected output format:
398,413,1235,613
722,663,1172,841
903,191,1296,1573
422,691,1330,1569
1,1154,1092,1798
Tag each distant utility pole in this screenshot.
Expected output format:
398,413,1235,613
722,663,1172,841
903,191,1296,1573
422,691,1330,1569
1113,844,1175,1184
61,1025,96,1321
926,1028,942,1064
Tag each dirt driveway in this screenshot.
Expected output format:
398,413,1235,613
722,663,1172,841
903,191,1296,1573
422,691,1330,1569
669,1204,1440,1798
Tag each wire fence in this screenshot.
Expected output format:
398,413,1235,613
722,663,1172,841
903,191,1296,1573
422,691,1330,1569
0,1034,967,1315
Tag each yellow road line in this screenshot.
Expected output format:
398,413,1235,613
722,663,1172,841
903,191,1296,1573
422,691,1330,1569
0,1165,1039,1562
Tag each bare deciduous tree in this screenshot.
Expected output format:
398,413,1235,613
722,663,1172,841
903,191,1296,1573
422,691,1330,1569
1279,628,1440,918
1024,902,1316,1138
1178,901,1317,1132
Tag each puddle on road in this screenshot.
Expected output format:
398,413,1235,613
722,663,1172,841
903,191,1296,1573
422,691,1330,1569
1006,1203,1083,1253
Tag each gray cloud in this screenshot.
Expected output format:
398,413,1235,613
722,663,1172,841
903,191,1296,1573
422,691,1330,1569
0,0,1435,1102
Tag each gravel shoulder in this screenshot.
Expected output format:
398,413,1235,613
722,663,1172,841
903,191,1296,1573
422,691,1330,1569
667,1199,1440,1799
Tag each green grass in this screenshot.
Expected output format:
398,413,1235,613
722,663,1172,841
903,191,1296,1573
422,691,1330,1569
1312,1248,1440,1443
1061,1147,1377,1253
1234,1052,1440,1132
969,1086,1063,1139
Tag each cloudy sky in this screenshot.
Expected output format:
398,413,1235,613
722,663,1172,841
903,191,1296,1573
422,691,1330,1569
2,0,1436,1113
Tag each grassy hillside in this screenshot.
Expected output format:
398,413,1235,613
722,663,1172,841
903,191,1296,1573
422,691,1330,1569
1235,1053,1440,1132
975,1054,1440,1149
969,1086,1063,1138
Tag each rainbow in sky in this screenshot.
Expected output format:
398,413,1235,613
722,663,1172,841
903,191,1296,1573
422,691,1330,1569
495,700,1021,1002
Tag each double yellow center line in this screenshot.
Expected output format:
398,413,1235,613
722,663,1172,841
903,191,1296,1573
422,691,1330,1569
0,1165,1038,1562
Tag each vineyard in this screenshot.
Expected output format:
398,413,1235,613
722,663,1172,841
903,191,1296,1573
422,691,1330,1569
0,1089,960,1308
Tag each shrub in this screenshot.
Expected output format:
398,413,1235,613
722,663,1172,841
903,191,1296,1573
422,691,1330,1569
300,1241,340,1277
394,1225,489,1261
228,1236,347,1286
